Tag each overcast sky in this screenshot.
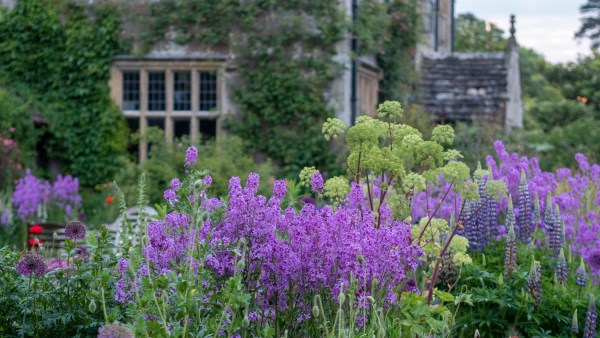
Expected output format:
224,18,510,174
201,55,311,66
455,0,592,63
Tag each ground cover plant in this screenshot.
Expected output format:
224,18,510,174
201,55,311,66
0,101,598,337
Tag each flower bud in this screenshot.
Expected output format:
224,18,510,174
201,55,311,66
88,299,97,313
497,273,504,287
236,259,245,270
377,327,386,338
357,255,364,265
338,291,345,306
312,305,320,318
242,316,250,328
367,296,376,305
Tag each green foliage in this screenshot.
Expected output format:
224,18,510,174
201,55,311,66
377,0,420,104
0,0,128,186
0,229,124,336
455,13,507,52
116,131,274,206
576,0,600,49
449,243,596,338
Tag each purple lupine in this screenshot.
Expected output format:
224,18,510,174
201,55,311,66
17,252,46,276
583,296,597,338
203,175,213,186
64,221,86,241
504,221,517,277
556,249,567,285
549,205,562,257
544,195,555,250
527,259,542,305
476,172,490,246
463,200,481,250
517,171,532,244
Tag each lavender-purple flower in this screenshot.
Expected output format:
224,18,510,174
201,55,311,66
64,221,86,241
17,251,46,276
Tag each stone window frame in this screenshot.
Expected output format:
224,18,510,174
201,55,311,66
109,57,227,162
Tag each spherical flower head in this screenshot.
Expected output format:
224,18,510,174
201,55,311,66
203,175,213,186
163,189,177,201
431,124,455,145
185,146,198,166
310,172,324,193
170,178,181,191
28,225,42,234
322,118,347,141
273,179,286,199
17,252,46,276
97,322,134,338
377,100,403,121
64,221,86,241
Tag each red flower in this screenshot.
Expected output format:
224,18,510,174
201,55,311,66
28,225,43,234
105,196,114,205
29,238,43,247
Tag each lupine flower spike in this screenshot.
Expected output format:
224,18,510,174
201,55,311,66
504,200,517,277
576,257,588,297
555,248,567,285
517,170,532,243
550,205,563,257
583,295,597,338
543,194,554,250
527,257,542,305
572,309,579,334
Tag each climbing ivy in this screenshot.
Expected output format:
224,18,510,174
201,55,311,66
377,0,420,104
0,0,128,186
1,0,422,182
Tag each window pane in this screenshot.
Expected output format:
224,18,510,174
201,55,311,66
199,118,216,141
173,72,191,111
148,71,166,111
174,118,191,139
126,118,140,160
199,71,217,111
122,71,140,110
147,117,165,130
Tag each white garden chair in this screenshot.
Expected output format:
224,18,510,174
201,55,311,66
106,206,158,252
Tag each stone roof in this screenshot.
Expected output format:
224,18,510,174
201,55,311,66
420,52,508,123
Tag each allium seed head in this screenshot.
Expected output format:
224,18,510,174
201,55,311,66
64,221,86,241
17,251,46,276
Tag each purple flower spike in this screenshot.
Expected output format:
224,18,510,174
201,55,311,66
17,252,46,276
203,175,213,186
64,221,87,241
310,172,324,193
273,180,287,200
185,146,198,166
